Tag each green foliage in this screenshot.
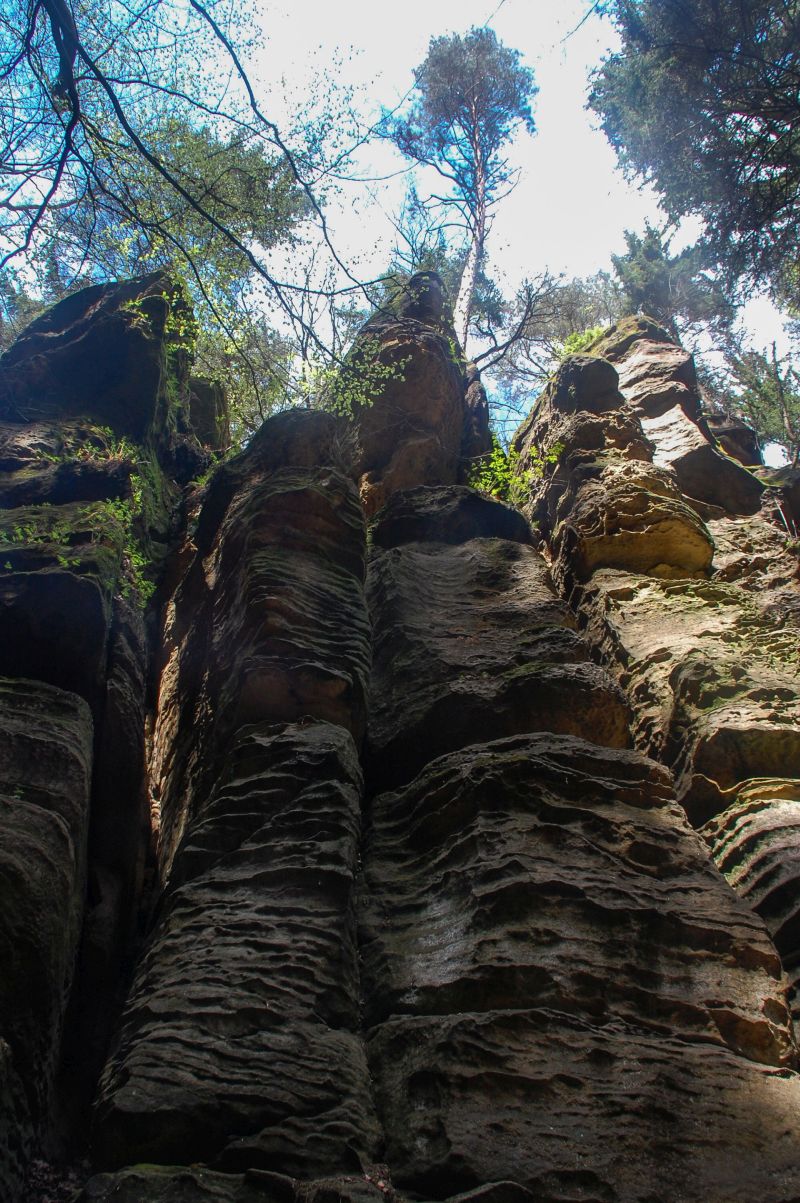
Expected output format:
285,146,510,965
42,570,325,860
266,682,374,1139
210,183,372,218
84,428,138,463
390,28,536,187
0,424,168,605
0,0,352,437
0,506,81,569
468,434,563,508
0,494,155,602
307,342,411,416
0,2,311,286
483,271,624,439
611,225,733,338
388,28,537,347
84,497,157,605
193,310,293,442
556,326,607,359
28,425,139,470
703,338,800,465
0,269,47,353
590,0,800,298
68,121,309,282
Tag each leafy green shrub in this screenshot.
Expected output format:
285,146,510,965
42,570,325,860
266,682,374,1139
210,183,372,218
81,496,156,605
556,325,607,359
468,434,563,508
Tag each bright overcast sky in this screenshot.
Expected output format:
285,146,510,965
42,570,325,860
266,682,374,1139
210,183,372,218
251,0,787,350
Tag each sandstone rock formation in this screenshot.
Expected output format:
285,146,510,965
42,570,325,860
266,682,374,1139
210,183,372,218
349,273,468,518
0,271,220,1198
515,314,800,1025
0,679,93,1194
2,281,800,1203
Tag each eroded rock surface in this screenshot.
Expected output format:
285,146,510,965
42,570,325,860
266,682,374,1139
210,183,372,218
350,274,468,517
150,408,370,882
0,678,93,1201
78,1166,392,1203
361,734,799,1201
366,487,630,792
517,317,800,1066
0,274,218,1193
3,280,800,1203
0,273,188,441
95,407,379,1179
94,721,380,1176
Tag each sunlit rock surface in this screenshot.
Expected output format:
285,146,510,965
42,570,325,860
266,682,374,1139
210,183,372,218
350,273,473,517
517,315,800,1078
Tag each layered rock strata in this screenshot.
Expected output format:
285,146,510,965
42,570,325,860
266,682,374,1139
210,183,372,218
0,679,93,1197
515,317,800,1023
349,272,471,517
358,485,800,1202
94,407,382,1176
362,734,800,1200
364,485,631,792
4,280,800,1203
0,272,221,1196
94,720,381,1176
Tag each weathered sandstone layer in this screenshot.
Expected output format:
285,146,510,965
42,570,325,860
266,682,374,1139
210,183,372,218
515,316,800,1025
1,281,799,1203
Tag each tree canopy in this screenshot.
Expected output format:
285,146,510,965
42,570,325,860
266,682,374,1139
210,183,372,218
387,27,536,351
701,337,800,466
0,0,370,433
589,0,800,301
611,224,733,341
0,0,309,271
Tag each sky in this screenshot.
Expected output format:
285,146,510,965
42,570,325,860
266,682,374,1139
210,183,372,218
248,0,790,352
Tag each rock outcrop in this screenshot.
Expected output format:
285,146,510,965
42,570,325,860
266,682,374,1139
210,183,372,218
349,273,470,517
2,281,800,1203
0,679,93,1195
0,271,221,1197
516,314,800,1027
94,406,380,1177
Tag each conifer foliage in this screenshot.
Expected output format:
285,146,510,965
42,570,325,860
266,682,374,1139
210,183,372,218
388,28,537,352
590,0,800,300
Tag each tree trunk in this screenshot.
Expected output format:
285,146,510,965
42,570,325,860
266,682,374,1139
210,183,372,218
770,342,800,467
453,163,486,354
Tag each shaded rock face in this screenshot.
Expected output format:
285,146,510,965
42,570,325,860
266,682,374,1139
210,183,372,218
365,492,631,792
350,273,474,518
0,274,219,1198
0,680,93,1201
94,721,381,1177
149,409,371,883
4,284,800,1203
93,409,381,1179
705,412,762,466
0,273,183,441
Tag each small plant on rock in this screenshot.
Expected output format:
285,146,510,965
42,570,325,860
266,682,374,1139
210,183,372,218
468,434,563,508
555,325,607,359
